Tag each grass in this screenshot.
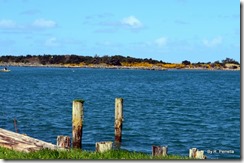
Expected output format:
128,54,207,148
0,147,190,160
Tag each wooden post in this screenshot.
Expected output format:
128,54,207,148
57,136,71,149
72,99,84,149
114,98,123,143
196,150,205,159
152,145,168,157
189,148,206,159
95,141,113,153
13,118,18,133
162,146,168,156
189,148,197,158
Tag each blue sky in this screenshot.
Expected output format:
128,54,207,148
0,0,240,63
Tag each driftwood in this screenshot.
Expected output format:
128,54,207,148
0,128,63,153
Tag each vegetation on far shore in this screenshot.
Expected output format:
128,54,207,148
0,147,190,160
0,54,240,70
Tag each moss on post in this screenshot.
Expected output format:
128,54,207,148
73,99,85,104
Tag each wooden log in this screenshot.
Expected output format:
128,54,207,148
152,145,168,157
0,128,62,153
96,141,113,153
57,136,71,149
72,99,84,149
114,98,123,143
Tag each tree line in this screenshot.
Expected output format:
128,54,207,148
0,54,166,65
0,54,240,66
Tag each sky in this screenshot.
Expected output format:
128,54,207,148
0,0,241,63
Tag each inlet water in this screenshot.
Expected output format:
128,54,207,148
0,67,240,159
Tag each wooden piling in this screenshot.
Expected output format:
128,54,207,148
72,99,84,149
13,118,18,133
189,148,197,158
196,150,205,159
114,98,123,143
95,141,113,153
57,136,71,149
189,148,206,159
152,145,168,157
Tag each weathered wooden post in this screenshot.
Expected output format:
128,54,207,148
57,136,71,149
152,145,168,157
189,148,206,159
114,98,123,143
72,99,84,149
189,148,197,158
13,118,18,133
96,141,113,153
196,150,206,159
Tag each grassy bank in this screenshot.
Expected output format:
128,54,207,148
0,147,190,160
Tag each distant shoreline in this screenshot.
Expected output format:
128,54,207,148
0,55,240,71
0,62,240,71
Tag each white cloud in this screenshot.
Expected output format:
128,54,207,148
155,37,168,47
32,18,57,28
45,37,59,47
0,19,16,28
0,18,57,32
203,37,222,47
121,16,143,28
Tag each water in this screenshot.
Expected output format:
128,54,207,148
0,67,240,159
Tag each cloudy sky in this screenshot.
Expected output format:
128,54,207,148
0,0,240,63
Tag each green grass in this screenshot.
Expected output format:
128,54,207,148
0,147,190,160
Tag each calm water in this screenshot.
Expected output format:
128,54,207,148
0,67,240,159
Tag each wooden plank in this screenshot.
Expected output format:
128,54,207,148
0,128,62,153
